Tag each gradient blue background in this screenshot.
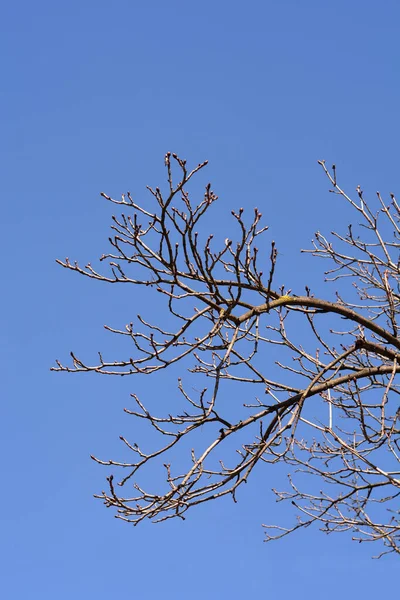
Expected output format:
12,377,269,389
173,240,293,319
2,1,398,597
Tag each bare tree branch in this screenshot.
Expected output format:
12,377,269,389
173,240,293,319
54,154,400,557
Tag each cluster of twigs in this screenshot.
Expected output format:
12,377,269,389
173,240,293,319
54,153,400,557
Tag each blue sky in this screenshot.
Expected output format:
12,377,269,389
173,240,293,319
1,0,399,597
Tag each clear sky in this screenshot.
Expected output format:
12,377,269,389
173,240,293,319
1,0,399,597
